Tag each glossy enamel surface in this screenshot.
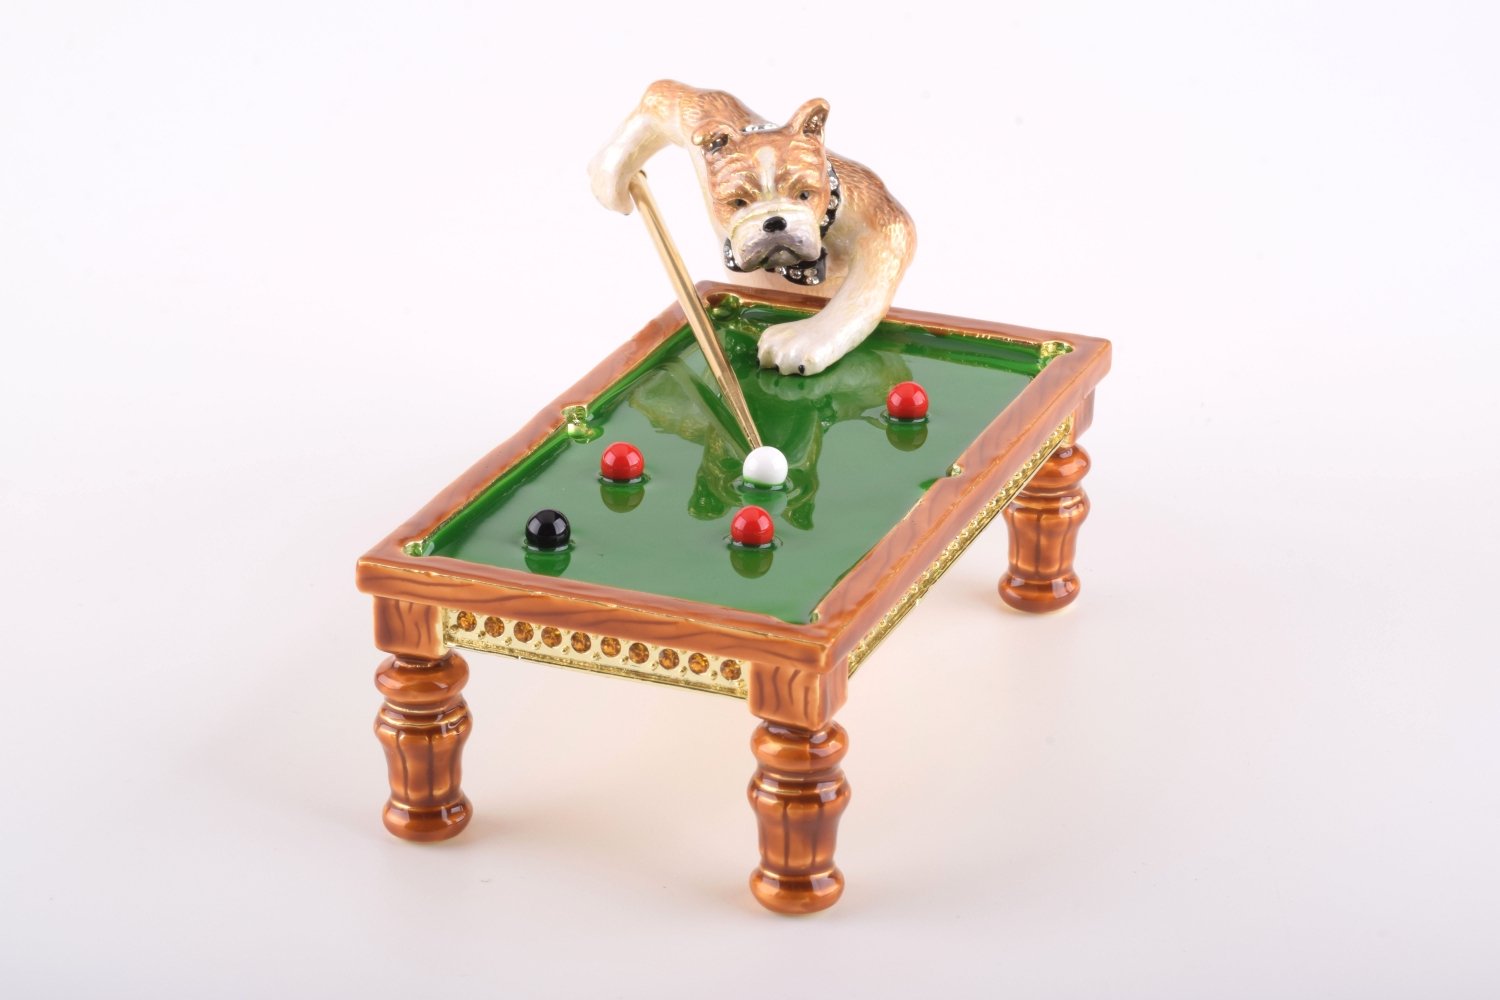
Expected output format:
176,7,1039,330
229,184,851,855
419,301,1046,623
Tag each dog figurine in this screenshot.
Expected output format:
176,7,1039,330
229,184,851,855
589,80,915,376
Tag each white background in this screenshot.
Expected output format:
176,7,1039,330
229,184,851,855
3,2,1498,997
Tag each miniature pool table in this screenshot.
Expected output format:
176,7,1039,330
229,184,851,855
356,281,1110,913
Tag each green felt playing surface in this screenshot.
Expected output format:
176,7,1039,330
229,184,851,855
419,299,1054,624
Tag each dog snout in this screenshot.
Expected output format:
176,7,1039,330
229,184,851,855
762,216,788,233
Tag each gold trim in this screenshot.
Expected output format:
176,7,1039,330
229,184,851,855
846,416,1074,677
441,609,748,698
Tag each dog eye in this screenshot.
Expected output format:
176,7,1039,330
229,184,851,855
798,190,812,201
732,198,748,208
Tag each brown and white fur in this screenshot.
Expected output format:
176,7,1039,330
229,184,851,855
589,80,915,376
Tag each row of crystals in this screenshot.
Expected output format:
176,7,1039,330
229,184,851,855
451,610,742,681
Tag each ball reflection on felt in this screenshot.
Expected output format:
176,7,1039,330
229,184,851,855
742,446,788,488
729,544,774,578
598,482,645,513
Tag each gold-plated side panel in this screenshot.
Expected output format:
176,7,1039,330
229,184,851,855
846,416,1074,677
441,609,748,698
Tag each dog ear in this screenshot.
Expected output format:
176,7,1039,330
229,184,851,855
786,98,830,140
691,120,737,157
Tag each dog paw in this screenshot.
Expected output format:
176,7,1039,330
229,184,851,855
587,157,634,215
757,318,842,376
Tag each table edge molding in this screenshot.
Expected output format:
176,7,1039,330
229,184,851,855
845,415,1074,678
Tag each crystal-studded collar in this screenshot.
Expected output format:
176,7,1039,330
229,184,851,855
722,160,841,287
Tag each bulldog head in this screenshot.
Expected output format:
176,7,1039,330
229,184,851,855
693,98,832,272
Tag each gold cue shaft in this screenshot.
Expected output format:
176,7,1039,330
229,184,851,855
627,172,764,452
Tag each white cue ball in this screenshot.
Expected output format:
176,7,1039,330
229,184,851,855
742,446,789,488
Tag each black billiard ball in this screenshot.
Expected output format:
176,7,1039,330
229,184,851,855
525,509,571,549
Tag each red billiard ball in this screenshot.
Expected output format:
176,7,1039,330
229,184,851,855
600,441,645,482
730,505,775,547
887,381,929,421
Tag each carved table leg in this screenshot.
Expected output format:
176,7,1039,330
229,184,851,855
747,720,851,914
374,652,473,841
1000,443,1091,612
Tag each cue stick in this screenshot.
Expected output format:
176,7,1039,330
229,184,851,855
627,171,765,452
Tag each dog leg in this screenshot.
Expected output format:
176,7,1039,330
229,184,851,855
589,81,757,216
758,223,914,376
588,110,672,215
